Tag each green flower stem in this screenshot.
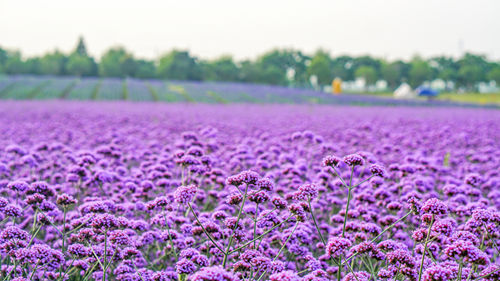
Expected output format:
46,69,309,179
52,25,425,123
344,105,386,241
308,198,326,246
342,210,412,266
222,184,249,268
187,202,226,254
418,215,435,281
256,222,299,281
229,216,291,255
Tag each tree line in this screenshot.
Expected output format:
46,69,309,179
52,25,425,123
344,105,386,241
1,37,499,90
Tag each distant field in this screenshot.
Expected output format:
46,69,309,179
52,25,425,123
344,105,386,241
0,75,497,107
345,91,500,106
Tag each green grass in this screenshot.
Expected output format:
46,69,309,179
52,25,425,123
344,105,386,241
59,80,80,99
91,80,103,100
206,91,229,104
436,92,500,105
346,91,500,105
145,83,159,101
122,80,129,101
167,84,195,102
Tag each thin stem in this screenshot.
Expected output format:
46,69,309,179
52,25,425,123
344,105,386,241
418,215,435,281
254,204,259,249
187,202,226,254
35,207,64,237
352,175,375,188
332,166,349,188
103,230,108,281
222,184,249,268
62,207,67,252
457,258,464,281
256,222,299,281
475,267,500,280
342,210,412,266
163,209,178,259
229,216,291,254
308,198,326,246
341,186,353,238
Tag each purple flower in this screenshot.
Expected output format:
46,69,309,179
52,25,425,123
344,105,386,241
326,238,352,259
369,164,386,177
421,198,448,216
175,258,197,275
342,271,370,281
295,183,319,200
343,154,365,167
422,264,455,281
322,155,341,167
444,240,489,265
174,185,197,204
190,266,239,281
7,181,29,192
269,270,300,281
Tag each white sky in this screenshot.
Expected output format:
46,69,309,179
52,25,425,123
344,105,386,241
0,0,499,61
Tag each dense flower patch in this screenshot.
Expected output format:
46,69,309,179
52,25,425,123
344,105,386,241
0,102,499,281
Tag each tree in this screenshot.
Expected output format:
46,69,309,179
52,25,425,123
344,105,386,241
203,56,239,81
157,50,202,80
381,62,402,88
430,56,458,83
331,56,353,81
75,36,88,56
39,51,67,75
0,47,7,73
66,54,95,76
99,47,137,77
258,49,309,85
456,53,490,90
487,65,500,85
307,50,332,85
355,66,377,86
4,51,29,74
408,57,432,87
135,59,156,79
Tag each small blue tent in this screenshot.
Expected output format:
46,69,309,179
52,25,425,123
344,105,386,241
416,86,438,97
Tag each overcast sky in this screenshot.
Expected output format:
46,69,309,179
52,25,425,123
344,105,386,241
1,0,499,61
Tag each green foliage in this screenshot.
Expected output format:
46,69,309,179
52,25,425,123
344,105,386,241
307,50,332,85
99,48,137,78
135,60,156,79
487,65,500,85
1,37,499,90
202,56,239,82
381,62,402,88
39,51,67,75
67,54,95,76
75,36,88,56
355,66,377,85
408,57,432,87
157,50,202,80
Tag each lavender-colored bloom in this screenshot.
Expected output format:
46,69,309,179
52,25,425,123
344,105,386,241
175,258,196,275
342,271,370,281
444,240,489,265
421,198,448,216
322,155,341,167
342,154,364,167
174,185,197,204
326,238,352,259
369,164,386,178
190,266,239,281
269,270,300,281
7,181,29,192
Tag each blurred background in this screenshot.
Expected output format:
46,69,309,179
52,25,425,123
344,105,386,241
1,0,499,105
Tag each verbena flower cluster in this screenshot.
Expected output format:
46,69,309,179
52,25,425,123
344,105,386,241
0,102,498,281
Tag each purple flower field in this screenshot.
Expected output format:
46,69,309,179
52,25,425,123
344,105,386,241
0,101,499,281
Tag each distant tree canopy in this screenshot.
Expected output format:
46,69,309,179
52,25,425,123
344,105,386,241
0,37,499,91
